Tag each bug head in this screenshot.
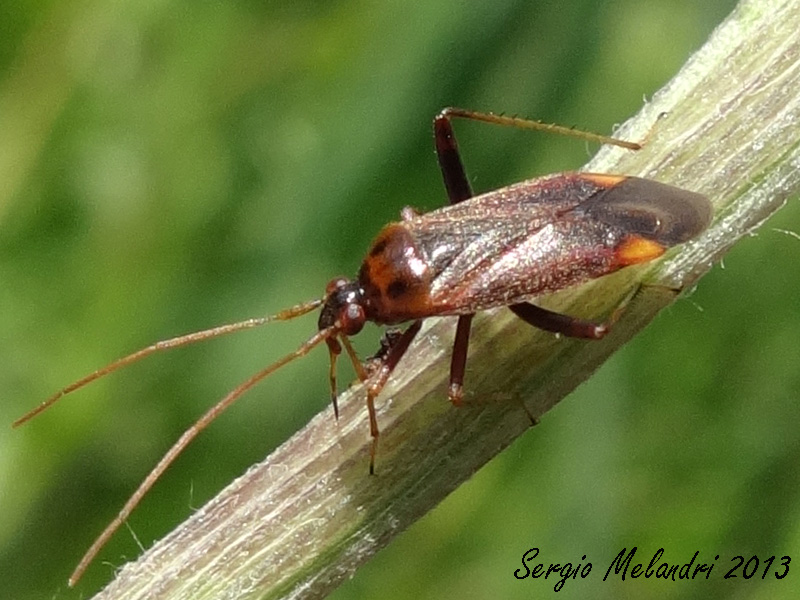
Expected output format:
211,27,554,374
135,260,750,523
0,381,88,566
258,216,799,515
316,278,372,420
318,277,367,336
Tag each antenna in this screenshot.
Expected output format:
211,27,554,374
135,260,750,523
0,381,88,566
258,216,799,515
13,299,324,427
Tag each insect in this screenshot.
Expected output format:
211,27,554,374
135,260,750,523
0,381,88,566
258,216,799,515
14,107,713,586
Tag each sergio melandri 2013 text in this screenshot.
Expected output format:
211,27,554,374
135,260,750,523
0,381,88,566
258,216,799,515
514,546,790,592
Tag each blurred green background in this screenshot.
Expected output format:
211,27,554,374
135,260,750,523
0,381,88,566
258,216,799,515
3,0,799,598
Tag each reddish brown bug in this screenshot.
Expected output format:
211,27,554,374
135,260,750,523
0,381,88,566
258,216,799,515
14,108,712,586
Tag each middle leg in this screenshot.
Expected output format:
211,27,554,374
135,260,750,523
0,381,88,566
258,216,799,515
433,109,477,402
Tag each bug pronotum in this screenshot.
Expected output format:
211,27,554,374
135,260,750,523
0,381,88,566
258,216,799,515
14,107,713,585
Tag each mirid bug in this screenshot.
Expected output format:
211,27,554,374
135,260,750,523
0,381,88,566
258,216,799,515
14,107,712,586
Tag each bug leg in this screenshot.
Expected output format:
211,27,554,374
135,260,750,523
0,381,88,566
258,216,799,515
339,335,368,382
365,319,422,474
509,302,609,339
325,335,370,420
434,110,474,204
509,285,640,339
325,337,343,419
448,314,473,405
435,107,642,153
450,312,540,422
364,329,403,378
433,112,480,403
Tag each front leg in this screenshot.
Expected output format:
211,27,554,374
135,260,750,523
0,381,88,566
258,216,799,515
362,320,422,474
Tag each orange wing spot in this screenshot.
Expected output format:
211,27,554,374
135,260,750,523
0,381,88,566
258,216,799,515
579,173,628,188
614,234,667,266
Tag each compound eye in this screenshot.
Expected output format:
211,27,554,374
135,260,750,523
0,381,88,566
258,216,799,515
340,303,366,336
325,277,349,295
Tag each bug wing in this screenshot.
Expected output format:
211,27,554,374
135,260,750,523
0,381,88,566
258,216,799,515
431,214,619,312
407,173,710,315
